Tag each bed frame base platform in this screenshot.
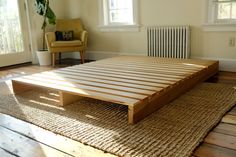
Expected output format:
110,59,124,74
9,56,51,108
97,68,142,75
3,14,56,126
129,61,218,123
12,56,219,124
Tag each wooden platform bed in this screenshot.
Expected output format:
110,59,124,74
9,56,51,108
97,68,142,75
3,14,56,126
12,56,219,124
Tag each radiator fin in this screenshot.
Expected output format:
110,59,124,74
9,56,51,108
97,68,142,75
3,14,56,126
147,26,190,59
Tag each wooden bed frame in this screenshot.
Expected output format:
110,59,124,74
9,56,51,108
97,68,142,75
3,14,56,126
12,56,219,124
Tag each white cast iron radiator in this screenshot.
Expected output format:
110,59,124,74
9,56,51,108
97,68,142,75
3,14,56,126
147,26,190,59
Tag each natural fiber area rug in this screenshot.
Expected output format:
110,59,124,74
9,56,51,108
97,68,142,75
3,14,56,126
0,82,236,157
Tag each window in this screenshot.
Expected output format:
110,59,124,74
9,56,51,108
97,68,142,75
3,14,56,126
214,0,236,21
0,0,24,54
99,0,139,31
204,0,236,31
217,0,236,20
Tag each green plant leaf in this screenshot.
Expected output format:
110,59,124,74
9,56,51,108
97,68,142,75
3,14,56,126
35,0,56,50
35,0,56,28
46,7,56,25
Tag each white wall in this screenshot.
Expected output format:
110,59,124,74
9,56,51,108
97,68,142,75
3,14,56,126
63,0,82,19
63,0,236,71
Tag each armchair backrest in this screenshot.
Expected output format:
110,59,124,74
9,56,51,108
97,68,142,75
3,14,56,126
55,19,84,40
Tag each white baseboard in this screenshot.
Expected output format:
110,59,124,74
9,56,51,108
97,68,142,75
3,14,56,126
71,51,236,72
192,57,236,72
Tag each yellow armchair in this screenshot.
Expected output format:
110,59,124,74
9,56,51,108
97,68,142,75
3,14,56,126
45,18,88,67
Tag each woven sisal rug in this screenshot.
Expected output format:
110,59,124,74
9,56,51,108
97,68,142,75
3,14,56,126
0,82,236,157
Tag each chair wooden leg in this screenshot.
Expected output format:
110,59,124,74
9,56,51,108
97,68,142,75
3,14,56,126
59,52,62,64
51,53,53,65
83,51,85,63
52,53,56,67
80,51,85,64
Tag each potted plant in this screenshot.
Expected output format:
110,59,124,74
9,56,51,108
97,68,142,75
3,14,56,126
35,0,56,66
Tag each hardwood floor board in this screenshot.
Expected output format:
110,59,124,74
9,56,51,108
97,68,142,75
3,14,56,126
209,71,236,84
0,147,16,157
0,66,51,81
194,143,236,157
217,72,236,78
0,125,73,157
204,132,236,150
213,123,236,137
228,107,236,116
217,80,236,84
0,114,115,157
222,115,236,125
215,75,236,80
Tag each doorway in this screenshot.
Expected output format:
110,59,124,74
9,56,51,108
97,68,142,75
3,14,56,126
0,0,31,67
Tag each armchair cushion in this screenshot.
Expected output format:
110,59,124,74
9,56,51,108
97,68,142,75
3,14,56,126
55,31,74,41
51,40,82,47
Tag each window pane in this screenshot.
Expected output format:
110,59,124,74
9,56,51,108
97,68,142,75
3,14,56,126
109,0,132,10
109,9,133,23
232,2,236,19
0,0,24,54
217,2,231,19
108,0,133,24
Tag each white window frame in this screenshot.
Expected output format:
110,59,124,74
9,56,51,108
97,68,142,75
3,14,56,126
98,0,139,32
204,0,236,31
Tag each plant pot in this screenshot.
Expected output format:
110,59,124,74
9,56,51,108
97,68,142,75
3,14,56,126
36,50,51,66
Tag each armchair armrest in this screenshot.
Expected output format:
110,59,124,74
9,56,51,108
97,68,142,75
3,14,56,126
45,32,56,51
80,30,88,47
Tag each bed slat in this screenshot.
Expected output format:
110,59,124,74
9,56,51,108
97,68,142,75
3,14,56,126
12,56,219,124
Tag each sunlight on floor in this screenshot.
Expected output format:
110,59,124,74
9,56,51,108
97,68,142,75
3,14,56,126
4,79,105,125
39,96,60,103
85,114,99,120
5,80,14,94
29,100,65,110
4,79,65,110
49,92,59,97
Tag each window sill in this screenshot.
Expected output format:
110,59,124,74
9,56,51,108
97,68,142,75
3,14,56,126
98,24,140,32
203,23,236,32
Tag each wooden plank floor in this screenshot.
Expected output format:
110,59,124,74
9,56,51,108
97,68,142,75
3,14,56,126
193,72,236,157
0,60,236,157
